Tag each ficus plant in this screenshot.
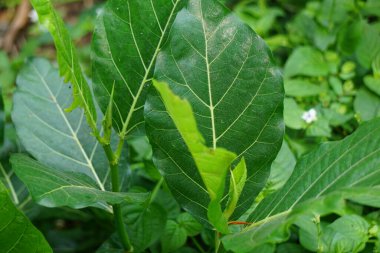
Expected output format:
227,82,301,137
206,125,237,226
1,0,380,252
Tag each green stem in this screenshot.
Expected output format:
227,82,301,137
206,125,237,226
191,237,206,253
215,230,221,253
103,144,133,252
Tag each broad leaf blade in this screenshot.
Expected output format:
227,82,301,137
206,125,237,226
145,0,284,221
10,154,146,210
250,117,380,222
153,80,235,232
0,181,52,253
12,58,127,210
30,0,97,132
92,0,184,137
222,187,380,253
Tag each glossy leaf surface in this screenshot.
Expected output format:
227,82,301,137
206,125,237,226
92,0,184,137
0,181,52,253
145,0,284,222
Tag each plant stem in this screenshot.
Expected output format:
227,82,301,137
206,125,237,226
215,231,221,253
103,144,133,252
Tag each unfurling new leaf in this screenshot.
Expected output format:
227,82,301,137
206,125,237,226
153,80,247,233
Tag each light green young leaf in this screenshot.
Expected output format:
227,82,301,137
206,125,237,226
224,158,247,219
30,0,98,133
12,58,128,210
222,187,380,253
250,117,380,223
0,181,52,253
102,84,115,144
145,0,284,224
92,0,184,137
153,80,235,233
10,154,148,210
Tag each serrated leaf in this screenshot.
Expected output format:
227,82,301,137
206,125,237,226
249,117,380,223
222,187,380,253
10,154,147,210
12,58,128,210
0,181,52,253
92,0,184,137
30,0,98,133
145,0,284,223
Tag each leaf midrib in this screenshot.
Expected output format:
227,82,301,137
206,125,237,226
31,64,105,191
119,0,181,138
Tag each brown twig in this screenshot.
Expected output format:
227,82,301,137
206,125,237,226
3,0,30,53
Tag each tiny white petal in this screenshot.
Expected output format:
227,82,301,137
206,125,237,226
29,10,39,23
302,108,318,124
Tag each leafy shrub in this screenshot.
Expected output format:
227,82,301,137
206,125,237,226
1,0,380,252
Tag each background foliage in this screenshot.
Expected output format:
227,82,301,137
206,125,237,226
0,0,380,252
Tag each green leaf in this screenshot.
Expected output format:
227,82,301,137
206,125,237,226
222,187,380,253
92,0,184,137
337,19,363,55
354,88,380,122
284,47,329,78
224,158,247,219
152,80,234,233
10,154,147,210
161,220,188,253
249,117,380,223
30,0,98,133
284,78,326,97
321,214,369,252
364,76,380,96
177,213,203,236
123,202,167,252
0,181,52,253
145,0,284,223
355,22,380,68
259,141,296,199
284,98,306,129
12,58,128,210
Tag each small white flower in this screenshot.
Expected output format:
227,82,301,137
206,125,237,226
302,108,317,124
29,10,39,23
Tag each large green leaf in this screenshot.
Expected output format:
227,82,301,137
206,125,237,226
92,0,184,137
10,154,146,210
145,0,284,222
11,58,129,211
30,0,98,133
222,187,380,253
0,181,52,253
249,117,380,223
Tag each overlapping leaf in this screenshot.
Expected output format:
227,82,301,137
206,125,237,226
145,0,283,222
11,58,131,211
92,0,184,137
249,117,380,222
222,187,380,253
0,181,52,253
30,0,98,133
10,154,146,210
